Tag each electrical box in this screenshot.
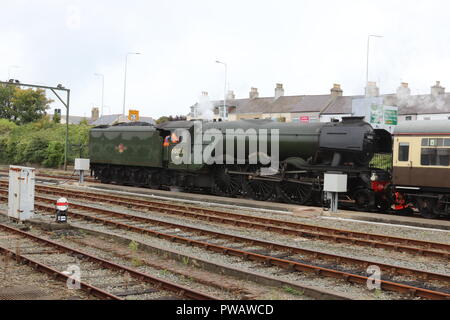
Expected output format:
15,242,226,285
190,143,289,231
324,173,347,193
74,158,90,171
8,166,35,221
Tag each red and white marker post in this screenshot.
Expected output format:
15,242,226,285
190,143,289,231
56,197,69,223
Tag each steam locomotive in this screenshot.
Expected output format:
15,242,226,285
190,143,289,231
89,117,392,210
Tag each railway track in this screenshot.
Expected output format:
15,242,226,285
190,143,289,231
1,190,449,300
0,169,97,184
0,222,217,300
5,181,449,260
1,170,448,223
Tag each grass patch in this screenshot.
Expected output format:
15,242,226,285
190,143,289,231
283,285,304,296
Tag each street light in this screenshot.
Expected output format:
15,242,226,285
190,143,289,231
366,35,383,86
94,73,104,117
122,52,141,116
215,60,228,120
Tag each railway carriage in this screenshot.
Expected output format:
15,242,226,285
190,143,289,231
393,121,450,218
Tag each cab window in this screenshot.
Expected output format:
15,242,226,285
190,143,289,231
398,143,409,162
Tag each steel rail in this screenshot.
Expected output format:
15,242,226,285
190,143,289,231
1,175,449,256
0,243,122,300
1,191,448,285
0,170,96,183
3,196,448,299
18,183,450,258
0,222,217,300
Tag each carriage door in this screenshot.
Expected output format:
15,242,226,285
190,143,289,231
394,139,411,185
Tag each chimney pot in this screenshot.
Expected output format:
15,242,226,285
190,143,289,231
365,82,379,97
397,82,411,100
226,90,235,100
431,81,445,97
274,83,284,99
330,83,343,97
249,87,259,99
91,107,99,121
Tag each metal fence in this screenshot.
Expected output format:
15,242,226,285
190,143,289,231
370,153,393,172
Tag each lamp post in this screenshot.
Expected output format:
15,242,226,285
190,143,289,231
366,35,383,86
94,73,104,116
122,52,141,116
215,60,228,120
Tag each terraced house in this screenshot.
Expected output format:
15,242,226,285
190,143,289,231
188,81,450,124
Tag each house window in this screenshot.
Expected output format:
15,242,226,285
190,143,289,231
405,116,412,121
398,143,409,162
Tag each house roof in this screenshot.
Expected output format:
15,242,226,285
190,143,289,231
48,113,92,124
210,95,357,115
91,114,121,126
91,114,155,126
195,92,450,117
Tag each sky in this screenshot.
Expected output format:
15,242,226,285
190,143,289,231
1,0,450,119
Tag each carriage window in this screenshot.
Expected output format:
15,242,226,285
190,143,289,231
429,138,438,147
422,138,429,146
445,139,450,147
421,148,437,165
398,143,409,162
437,149,450,166
421,148,450,166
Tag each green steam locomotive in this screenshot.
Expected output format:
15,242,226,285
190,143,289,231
89,117,391,210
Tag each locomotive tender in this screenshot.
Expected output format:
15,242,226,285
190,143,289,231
89,117,391,210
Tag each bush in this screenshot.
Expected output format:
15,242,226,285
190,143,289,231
0,118,92,168
43,141,65,167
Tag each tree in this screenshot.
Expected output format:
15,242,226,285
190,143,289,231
156,115,187,124
53,112,61,124
0,85,52,124
156,116,170,124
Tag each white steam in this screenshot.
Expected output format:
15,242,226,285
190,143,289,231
396,94,446,111
194,94,215,120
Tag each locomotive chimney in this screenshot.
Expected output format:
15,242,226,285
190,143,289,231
91,107,99,121
431,81,445,97
365,81,380,97
274,83,284,99
249,87,259,99
330,84,343,98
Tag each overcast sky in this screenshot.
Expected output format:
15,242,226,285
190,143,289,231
1,0,450,119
